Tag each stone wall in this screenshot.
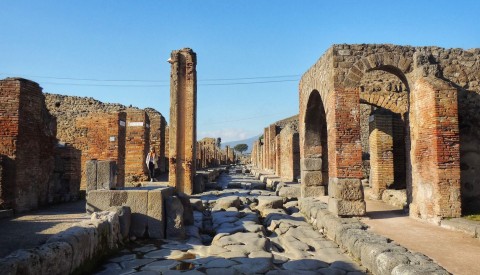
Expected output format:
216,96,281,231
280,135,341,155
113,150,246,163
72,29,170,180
0,207,131,274
45,93,167,186
0,78,57,213
49,144,82,203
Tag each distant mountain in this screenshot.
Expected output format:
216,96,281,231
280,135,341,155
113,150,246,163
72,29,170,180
222,135,260,154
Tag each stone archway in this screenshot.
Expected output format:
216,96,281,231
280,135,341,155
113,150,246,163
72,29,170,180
301,90,328,197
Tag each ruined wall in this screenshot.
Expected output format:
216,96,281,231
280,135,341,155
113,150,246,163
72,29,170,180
76,112,126,189
435,48,480,213
49,144,81,203
45,94,167,186
145,108,167,173
0,78,57,212
279,124,300,182
125,110,150,182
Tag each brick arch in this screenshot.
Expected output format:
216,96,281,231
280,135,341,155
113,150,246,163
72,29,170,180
343,52,414,90
359,92,408,114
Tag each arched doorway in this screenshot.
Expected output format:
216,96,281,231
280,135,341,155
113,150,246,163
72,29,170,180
301,90,328,197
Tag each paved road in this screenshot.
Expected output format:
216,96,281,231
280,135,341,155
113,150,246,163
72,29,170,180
0,200,89,258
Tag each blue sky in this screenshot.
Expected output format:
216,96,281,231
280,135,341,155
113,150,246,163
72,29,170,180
1,1,479,141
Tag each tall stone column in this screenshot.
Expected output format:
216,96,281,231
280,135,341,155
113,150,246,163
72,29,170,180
168,48,197,195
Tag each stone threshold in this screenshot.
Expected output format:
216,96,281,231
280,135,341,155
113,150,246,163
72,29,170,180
440,217,480,239
298,197,449,275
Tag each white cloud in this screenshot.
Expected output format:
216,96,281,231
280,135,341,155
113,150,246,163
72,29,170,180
198,128,257,142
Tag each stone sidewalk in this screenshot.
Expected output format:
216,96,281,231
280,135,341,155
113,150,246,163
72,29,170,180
93,171,366,275
0,200,89,258
360,198,480,275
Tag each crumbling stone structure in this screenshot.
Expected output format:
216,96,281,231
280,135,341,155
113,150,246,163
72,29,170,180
45,94,167,187
298,44,480,221
168,48,197,195
0,78,57,212
251,115,300,182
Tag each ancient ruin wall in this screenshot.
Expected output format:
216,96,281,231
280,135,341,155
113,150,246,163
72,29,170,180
0,78,57,212
45,93,167,186
145,108,167,173
76,112,127,189
125,110,150,182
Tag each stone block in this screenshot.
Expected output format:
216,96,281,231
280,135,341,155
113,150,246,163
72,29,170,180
178,193,194,226
301,186,326,197
328,197,366,217
34,241,74,275
278,185,301,199
86,160,97,193
97,160,117,190
328,178,364,200
193,174,205,194
87,190,149,237
301,158,322,171
301,171,323,187
166,196,186,240
147,189,167,239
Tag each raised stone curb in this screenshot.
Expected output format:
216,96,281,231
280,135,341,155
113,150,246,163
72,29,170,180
440,218,480,239
298,197,450,275
0,207,131,275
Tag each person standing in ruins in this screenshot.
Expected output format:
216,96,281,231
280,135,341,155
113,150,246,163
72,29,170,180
146,147,158,182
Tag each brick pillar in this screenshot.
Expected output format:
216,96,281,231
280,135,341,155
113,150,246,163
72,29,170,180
268,124,278,171
280,125,300,182
125,110,150,182
275,135,281,177
369,112,394,199
168,48,197,195
0,78,57,212
409,77,461,221
263,127,268,170
76,112,126,189
326,89,365,217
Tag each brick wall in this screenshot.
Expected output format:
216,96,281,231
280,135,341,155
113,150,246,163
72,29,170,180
145,108,167,173
0,78,57,212
279,125,300,182
125,109,149,182
76,112,126,189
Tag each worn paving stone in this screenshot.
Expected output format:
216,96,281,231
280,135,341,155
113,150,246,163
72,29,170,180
283,259,329,270
204,258,239,268
232,257,272,274
141,259,179,272
108,254,136,263
120,258,156,269
205,267,239,275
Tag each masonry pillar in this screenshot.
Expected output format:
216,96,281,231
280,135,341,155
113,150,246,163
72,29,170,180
168,48,197,195
369,111,394,199
275,135,281,177
409,77,461,221
326,89,365,216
